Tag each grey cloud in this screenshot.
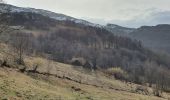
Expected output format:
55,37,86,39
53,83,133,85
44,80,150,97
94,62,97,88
84,10,170,28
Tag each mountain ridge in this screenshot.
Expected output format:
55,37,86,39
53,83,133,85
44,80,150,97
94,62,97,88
130,24,170,53
0,3,103,28
104,23,170,54
104,23,136,36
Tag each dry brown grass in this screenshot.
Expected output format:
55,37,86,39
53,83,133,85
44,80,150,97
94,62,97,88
0,44,169,99
0,66,169,100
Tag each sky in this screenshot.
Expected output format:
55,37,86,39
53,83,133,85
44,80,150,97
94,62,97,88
4,0,170,28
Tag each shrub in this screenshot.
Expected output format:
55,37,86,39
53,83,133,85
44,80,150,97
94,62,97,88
33,58,44,68
25,57,44,71
106,67,128,80
153,88,162,97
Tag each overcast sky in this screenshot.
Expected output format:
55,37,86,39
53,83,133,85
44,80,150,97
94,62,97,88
5,0,170,28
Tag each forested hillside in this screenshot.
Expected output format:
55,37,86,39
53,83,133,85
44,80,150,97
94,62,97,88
130,25,170,53
105,24,170,54
0,4,170,99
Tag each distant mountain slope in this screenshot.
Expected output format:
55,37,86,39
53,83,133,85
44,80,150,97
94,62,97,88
104,24,135,36
105,23,170,54
1,3,170,55
129,24,170,53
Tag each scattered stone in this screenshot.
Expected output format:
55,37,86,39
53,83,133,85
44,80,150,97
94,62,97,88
1,98,8,100
71,86,81,92
16,91,22,97
86,96,93,100
135,86,151,95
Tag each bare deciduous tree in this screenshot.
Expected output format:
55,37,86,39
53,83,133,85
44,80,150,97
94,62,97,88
11,32,31,65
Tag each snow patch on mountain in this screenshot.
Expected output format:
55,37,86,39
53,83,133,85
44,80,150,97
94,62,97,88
104,23,136,36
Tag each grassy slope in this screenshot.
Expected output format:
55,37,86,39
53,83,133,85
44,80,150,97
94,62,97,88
0,63,169,100
0,44,169,100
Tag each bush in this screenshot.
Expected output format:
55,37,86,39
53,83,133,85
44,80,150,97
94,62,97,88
106,67,128,80
25,57,44,71
153,88,162,97
0,52,16,68
33,58,44,67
